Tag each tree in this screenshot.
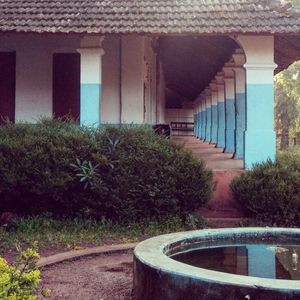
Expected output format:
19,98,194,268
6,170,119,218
293,0,300,7
275,61,300,148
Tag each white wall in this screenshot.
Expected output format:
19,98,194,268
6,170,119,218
165,108,194,123
165,108,194,135
0,34,80,123
0,33,164,125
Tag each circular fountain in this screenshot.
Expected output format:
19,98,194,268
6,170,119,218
133,228,300,300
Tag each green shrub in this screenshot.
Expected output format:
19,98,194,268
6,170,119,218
0,120,213,221
0,245,42,300
231,147,300,226
0,119,105,215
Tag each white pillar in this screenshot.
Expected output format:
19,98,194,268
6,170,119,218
198,100,203,139
210,81,218,144
232,49,246,160
204,88,212,142
223,63,236,153
215,73,226,149
200,93,206,140
237,35,277,169
78,36,105,127
193,97,200,137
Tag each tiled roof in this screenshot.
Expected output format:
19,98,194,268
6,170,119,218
0,0,300,35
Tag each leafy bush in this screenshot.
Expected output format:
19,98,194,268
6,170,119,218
0,120,213,222
231,147,300,226
0,245,42,299
0,119,103,215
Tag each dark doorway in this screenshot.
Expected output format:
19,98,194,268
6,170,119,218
0,52,16,122
53,53,80,121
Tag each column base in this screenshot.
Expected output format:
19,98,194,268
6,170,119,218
210,138,217,145
244,130,276,169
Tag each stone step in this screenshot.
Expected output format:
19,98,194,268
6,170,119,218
198,207,245,219
207,217,248,228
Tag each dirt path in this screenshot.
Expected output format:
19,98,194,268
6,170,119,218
38,252,133,300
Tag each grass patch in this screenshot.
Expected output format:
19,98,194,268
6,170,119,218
0,215,208,255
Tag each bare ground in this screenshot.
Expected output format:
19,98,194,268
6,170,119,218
38,252,133,300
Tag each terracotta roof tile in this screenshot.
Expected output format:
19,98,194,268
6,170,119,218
0,0,300,34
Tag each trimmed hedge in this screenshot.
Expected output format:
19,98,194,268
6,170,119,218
0,120,213,221
231,147,300,226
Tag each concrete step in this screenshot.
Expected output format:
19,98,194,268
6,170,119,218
207,217,248,228
198,207,245,219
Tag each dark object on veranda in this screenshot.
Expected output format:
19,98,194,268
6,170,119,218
152,124,171,138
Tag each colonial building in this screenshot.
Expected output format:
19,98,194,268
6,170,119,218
0,0,300,169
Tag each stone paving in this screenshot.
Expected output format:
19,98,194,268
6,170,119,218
172,135,243,171
173,135,246,224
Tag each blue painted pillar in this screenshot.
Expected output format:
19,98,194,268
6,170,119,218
201,97,206,140
247,245,276,279
237,35,277,169
233,50,246,160
197,112,199,138
198,102,202,139
78,37,105,127
193,113,197,137
223,64,236,153
204,89,212,142
215,73,226,149
194,99,200,138
210,82,218,144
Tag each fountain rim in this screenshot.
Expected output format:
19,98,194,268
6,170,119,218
134,227,300,291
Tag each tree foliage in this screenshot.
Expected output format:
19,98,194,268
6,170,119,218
275,61,300,148
293,0,300,7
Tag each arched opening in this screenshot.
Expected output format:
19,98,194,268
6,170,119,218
160,36,240,109
158,35,244,170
